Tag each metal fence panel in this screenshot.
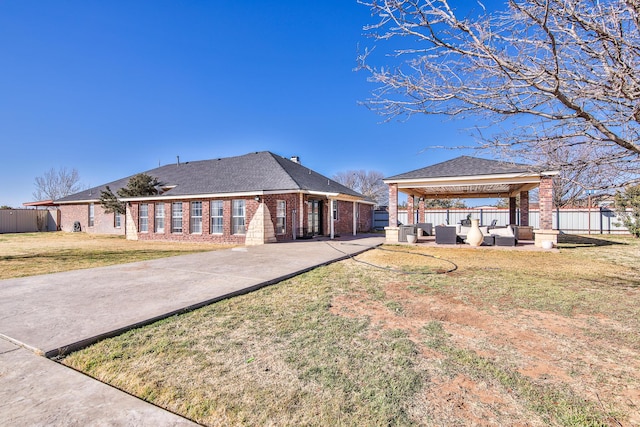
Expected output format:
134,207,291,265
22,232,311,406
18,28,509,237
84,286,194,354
0,209,56,233
386,208,632,234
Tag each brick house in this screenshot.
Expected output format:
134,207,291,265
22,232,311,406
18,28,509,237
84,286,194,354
55,152,374,245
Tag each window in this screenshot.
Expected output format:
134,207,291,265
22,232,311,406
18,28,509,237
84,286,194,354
276,200,286,234
172,202,183,233
88,203,95,227
155,203,165,233
210,200,223,234
114,212,121,228
232,199,245,235
332,200,338,220
139,203,149,232
190,201,202,233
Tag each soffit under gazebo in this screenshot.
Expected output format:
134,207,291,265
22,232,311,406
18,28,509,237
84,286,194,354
384,156,558,199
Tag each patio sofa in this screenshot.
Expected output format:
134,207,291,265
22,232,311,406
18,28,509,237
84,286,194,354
435,223,518,246
488,225,518,246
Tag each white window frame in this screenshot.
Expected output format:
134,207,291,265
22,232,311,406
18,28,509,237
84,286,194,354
155,203,165,233
232,199,245,235
114,212,121,228
276,200,286,234
88,203,95,227
190,201,203,234
172,202,183,233
210,200,223,234
139,203,149,233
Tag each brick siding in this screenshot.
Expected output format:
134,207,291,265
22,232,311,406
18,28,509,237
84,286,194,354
61,194,373,243
59,203,125,235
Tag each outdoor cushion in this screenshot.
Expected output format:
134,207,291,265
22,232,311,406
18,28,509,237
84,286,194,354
489,225,515,237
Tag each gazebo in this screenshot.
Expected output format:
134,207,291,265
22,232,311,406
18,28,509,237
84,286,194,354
383,156,560,247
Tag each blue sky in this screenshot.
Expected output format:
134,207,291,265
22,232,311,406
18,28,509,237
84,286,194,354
1,0,484,208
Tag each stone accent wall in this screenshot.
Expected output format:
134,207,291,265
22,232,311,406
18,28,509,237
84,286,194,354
388,184,398,227
245,203,277,245
538,176,554,230
125,204,138,240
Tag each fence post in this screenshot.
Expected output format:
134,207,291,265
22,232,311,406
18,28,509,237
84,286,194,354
599,207,603,234
446,209,450,225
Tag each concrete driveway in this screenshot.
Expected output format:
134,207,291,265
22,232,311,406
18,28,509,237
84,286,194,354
0,235,383,425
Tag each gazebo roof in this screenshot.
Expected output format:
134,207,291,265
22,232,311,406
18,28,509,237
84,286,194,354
384,156,558,199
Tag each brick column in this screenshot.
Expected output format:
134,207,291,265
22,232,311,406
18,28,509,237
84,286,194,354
418,198,425,223
539,176,554,230
406,195,414,225
388,184,398,227
520,191,529,226
509,197,517,225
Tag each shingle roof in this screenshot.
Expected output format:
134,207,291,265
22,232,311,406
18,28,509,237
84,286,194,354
56,151,365,203
385,156,537,181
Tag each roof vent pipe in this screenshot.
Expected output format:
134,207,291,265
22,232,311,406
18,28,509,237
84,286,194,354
176,155,180,166
290,156,300,164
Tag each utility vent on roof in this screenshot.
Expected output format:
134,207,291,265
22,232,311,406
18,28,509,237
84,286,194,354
290,156,300,164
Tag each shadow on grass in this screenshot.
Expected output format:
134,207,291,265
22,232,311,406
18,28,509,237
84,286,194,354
557,234,628,249
0,249,194,262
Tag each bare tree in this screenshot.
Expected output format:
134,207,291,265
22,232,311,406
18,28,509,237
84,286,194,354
33,167,84,201
333,170,388,206
358,0,640,188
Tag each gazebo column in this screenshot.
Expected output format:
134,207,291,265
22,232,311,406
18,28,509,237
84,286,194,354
418,198,425,223
517,191,533,240
406,195,414,225
385,183,399,243
534,175,559,247
509,197,517,225
520,191,529,226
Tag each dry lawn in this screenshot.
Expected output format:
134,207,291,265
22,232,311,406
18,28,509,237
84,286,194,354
0,232,227,279
60,234,640,426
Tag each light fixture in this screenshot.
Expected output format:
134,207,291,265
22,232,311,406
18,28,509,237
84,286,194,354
254,195,260,202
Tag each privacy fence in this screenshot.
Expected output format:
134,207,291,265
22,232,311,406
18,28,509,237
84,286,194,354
374,207,630,235
0,209,59,234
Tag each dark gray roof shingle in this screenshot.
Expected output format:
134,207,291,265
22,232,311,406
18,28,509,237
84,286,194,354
56,152,364,202
385,156,537,181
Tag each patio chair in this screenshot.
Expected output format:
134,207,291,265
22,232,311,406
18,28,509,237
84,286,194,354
435,225,458,244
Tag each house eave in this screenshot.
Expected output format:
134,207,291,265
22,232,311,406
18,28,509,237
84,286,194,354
383,171,558,187
119,189,371,203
